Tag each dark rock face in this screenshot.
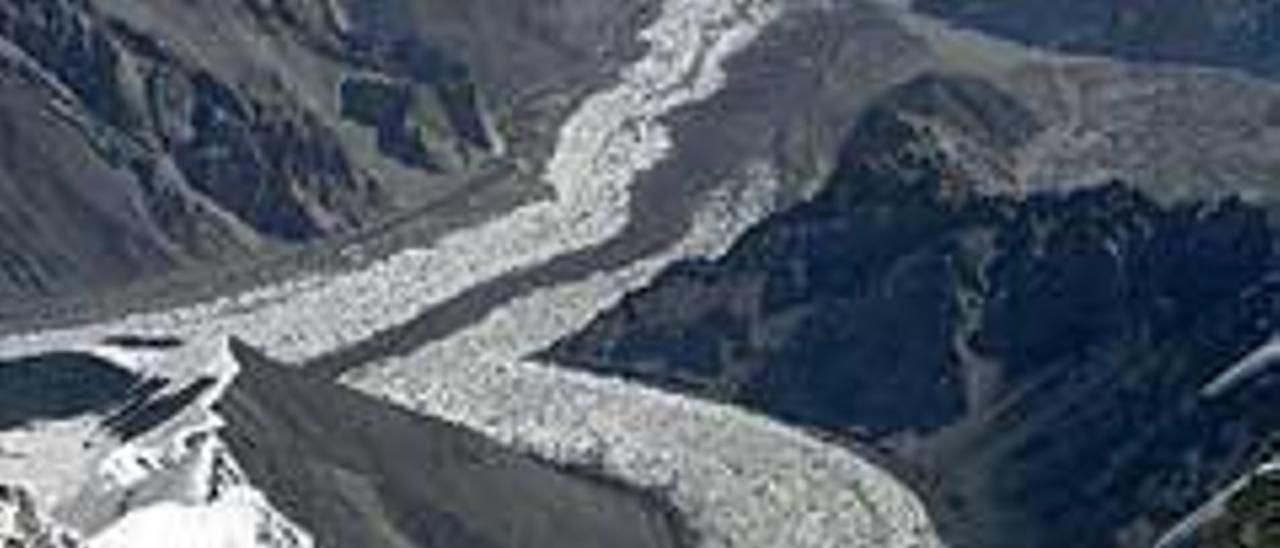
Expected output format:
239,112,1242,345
219,340,687,548
339,75,489,171
0,0,388,301
915,0,1280,79
172,74,383,241
547,74,1280,548
101,376,213,441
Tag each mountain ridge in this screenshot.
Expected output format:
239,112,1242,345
546,72,1280,548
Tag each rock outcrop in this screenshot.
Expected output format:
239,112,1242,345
0,486,81,548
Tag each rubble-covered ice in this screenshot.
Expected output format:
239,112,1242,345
349,165,942,548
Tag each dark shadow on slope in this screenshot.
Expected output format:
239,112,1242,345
100,334,185,349
102,376,215,441
220,338,691,548
0,352,146,430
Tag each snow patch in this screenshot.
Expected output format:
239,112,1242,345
87,485,309,548
1201,337,1280,398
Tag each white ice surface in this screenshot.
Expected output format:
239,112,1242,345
87,485,309,548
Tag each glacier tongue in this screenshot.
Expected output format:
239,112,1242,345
0,0,948,546
347,0,942,544
352,168,943,548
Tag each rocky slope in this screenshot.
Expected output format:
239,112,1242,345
17,0,1280,332
546,73,1280,548
1202,465,1280,548
915,0,1280,80
0,0,654,310
220,339,686,548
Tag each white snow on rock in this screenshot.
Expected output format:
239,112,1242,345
77,343,313,548
0,484,82,548
0,342,312,548
87,485,309,548
83,432,312,548
1202,337,1280,398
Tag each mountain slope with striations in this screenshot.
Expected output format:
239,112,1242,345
0,0,653,309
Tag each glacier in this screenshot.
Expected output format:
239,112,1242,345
0,0,946,546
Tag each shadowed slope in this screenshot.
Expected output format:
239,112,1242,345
219,339,688,548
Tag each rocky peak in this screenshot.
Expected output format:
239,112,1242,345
833,73,1042,201
0,486,81,548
